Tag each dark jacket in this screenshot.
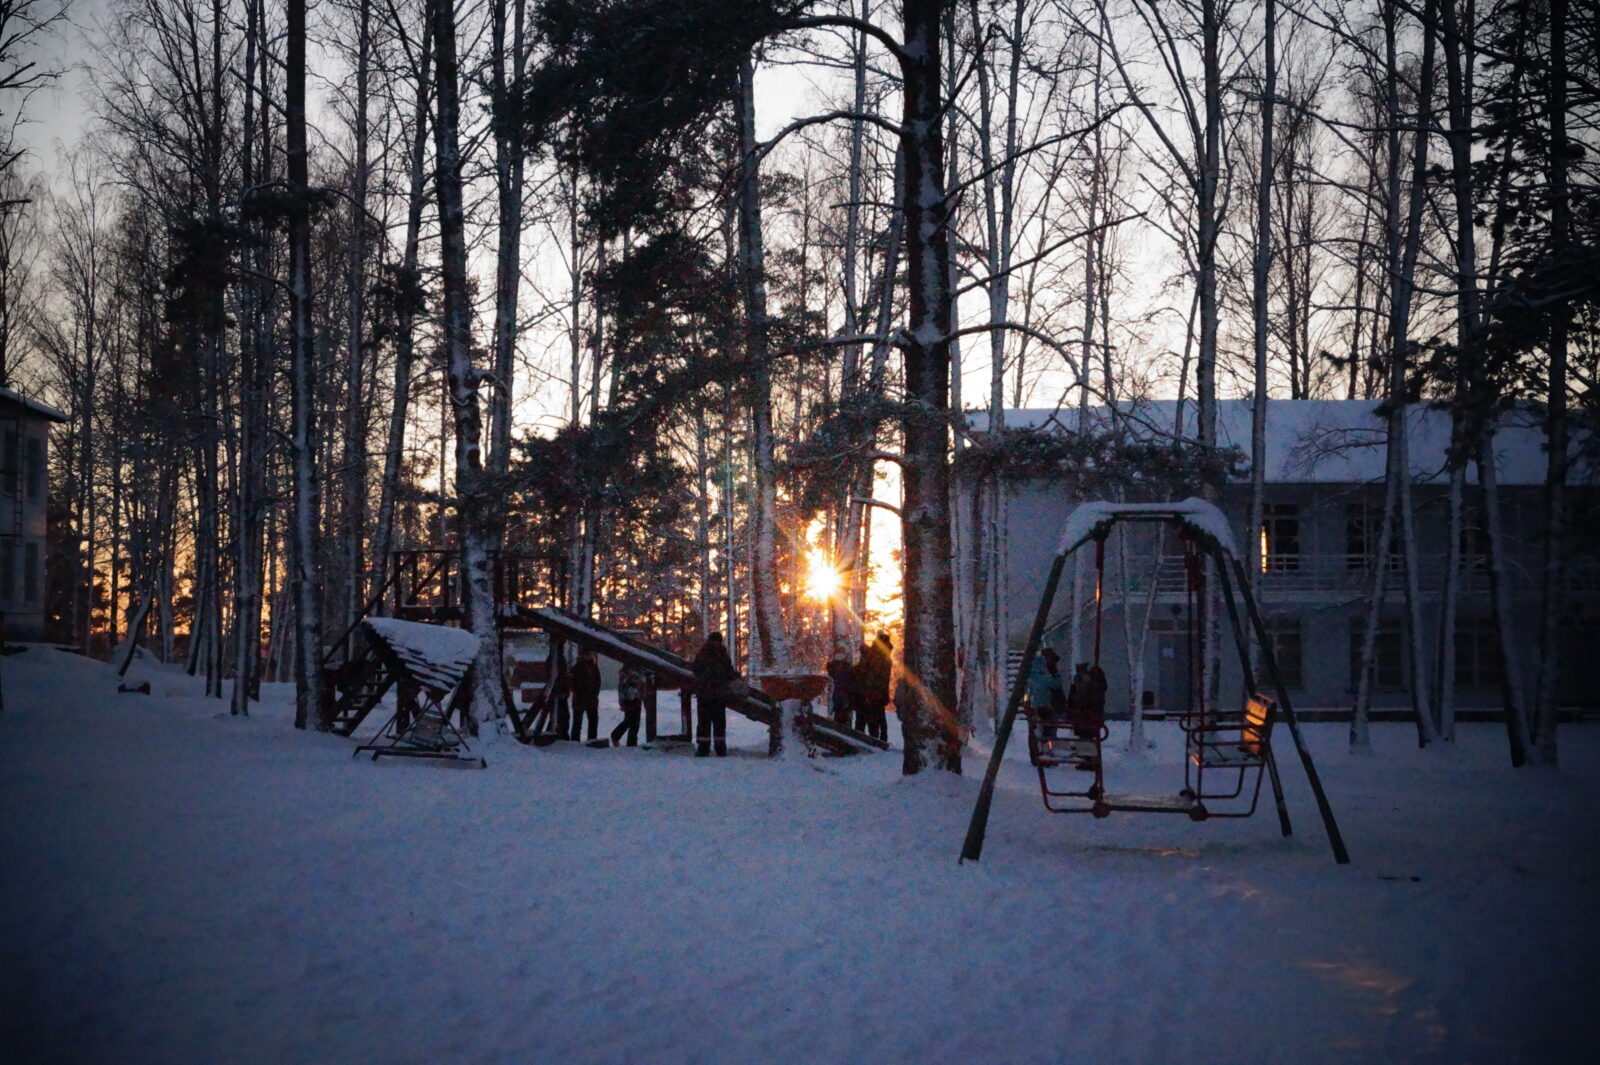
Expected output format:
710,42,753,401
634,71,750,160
572,656,602,702
617,665,647,704
860,639,892,705
826,656,857,699
692,638,737,698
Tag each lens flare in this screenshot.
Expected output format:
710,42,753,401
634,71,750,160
804,550,843,601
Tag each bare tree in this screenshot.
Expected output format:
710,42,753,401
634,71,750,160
430,0,506,729
288,0,326,729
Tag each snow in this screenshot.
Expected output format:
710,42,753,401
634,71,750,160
4,647,1597,1064
527,607,690,679
364,617,480,695
0,383,71,423
1056,497,1242,559
981,399,1580,486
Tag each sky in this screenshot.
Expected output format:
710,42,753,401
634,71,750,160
10,1,1209,631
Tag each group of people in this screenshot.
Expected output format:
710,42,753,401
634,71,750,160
824,632,894,742
547,629,743,758
566,647,651,748
560,627,899,758
1028,647,1108,737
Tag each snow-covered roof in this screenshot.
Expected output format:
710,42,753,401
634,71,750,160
1056,498,1241,559
364,617,480,696
0,386,68,424
973,399,1573,486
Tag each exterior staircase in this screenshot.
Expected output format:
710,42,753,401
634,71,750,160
326,637,397,737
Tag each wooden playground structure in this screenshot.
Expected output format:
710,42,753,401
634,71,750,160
321,549,889,758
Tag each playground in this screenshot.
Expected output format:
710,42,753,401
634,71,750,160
3,643,1596,1065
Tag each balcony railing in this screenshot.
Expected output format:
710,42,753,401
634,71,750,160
1114,553,1599,597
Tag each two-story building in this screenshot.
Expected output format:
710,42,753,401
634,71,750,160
974,399,1597,715
0,386,68,642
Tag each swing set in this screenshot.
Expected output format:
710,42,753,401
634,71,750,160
961,499,1350,864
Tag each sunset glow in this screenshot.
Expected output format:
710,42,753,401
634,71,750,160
804,550,843,601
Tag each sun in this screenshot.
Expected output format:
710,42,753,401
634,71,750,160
804,550,843,601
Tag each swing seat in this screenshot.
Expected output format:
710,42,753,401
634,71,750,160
1188,694,1275,771
1025,709,1106,769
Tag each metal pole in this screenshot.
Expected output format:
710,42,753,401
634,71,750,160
1211,548,1291,837
1231,556,1351,864
960,551,1069,863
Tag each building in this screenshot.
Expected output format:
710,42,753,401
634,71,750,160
0,386,69,641
972,399,1598,714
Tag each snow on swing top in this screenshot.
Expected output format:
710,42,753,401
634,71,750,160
1054,497,1242,560
363,617,480,696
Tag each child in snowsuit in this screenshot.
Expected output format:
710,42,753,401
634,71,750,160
1028,647,1067,739
611,665,647,747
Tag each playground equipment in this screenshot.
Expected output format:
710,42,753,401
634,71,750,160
516,607,886,756
324,549,887,758
348,617,486,767
961,499,1349,864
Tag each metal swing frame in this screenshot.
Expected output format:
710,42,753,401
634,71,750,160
960,501,1350,864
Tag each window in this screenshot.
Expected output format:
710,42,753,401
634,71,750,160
23,541,38,603
25,437,42,501
1346,503,1401,572
1263,617,1304,690
1349,617,1405,691
1455,619,1502,688
1,429,16,497
0,539,12,602
1260,503,1301,572
1458,518,1490,572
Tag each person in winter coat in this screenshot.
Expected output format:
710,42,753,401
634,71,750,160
1028,647,1067,739
825,647,857,725
851,642,874,733
569,647,602,742
691,631,737,757
860,632,893,742
611,664,647,747
1067,662,1106,739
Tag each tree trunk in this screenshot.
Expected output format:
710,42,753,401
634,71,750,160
371,15,434,600
287,0,326,730
340,0,373,631
1248,0,1275,636
1384,0,1441,746
896,0,960,775
488,0,527,475
230,0,268,716
1196,0,1221,461
1530,0,1568,766
735,53,787,673
431,0,507,730
1477,434,1531,764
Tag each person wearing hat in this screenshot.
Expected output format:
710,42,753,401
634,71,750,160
691,631,737,757
1028,647,1067,741
825,645,857,725
859,632,894,742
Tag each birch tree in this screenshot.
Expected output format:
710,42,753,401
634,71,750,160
431,0,507,729
288,0,326,729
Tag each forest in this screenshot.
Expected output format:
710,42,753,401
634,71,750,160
0,0,1593,773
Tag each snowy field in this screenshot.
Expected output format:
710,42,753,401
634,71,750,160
3,646,1596,1065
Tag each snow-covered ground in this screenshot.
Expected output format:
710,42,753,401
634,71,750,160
3,646,1595,1065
